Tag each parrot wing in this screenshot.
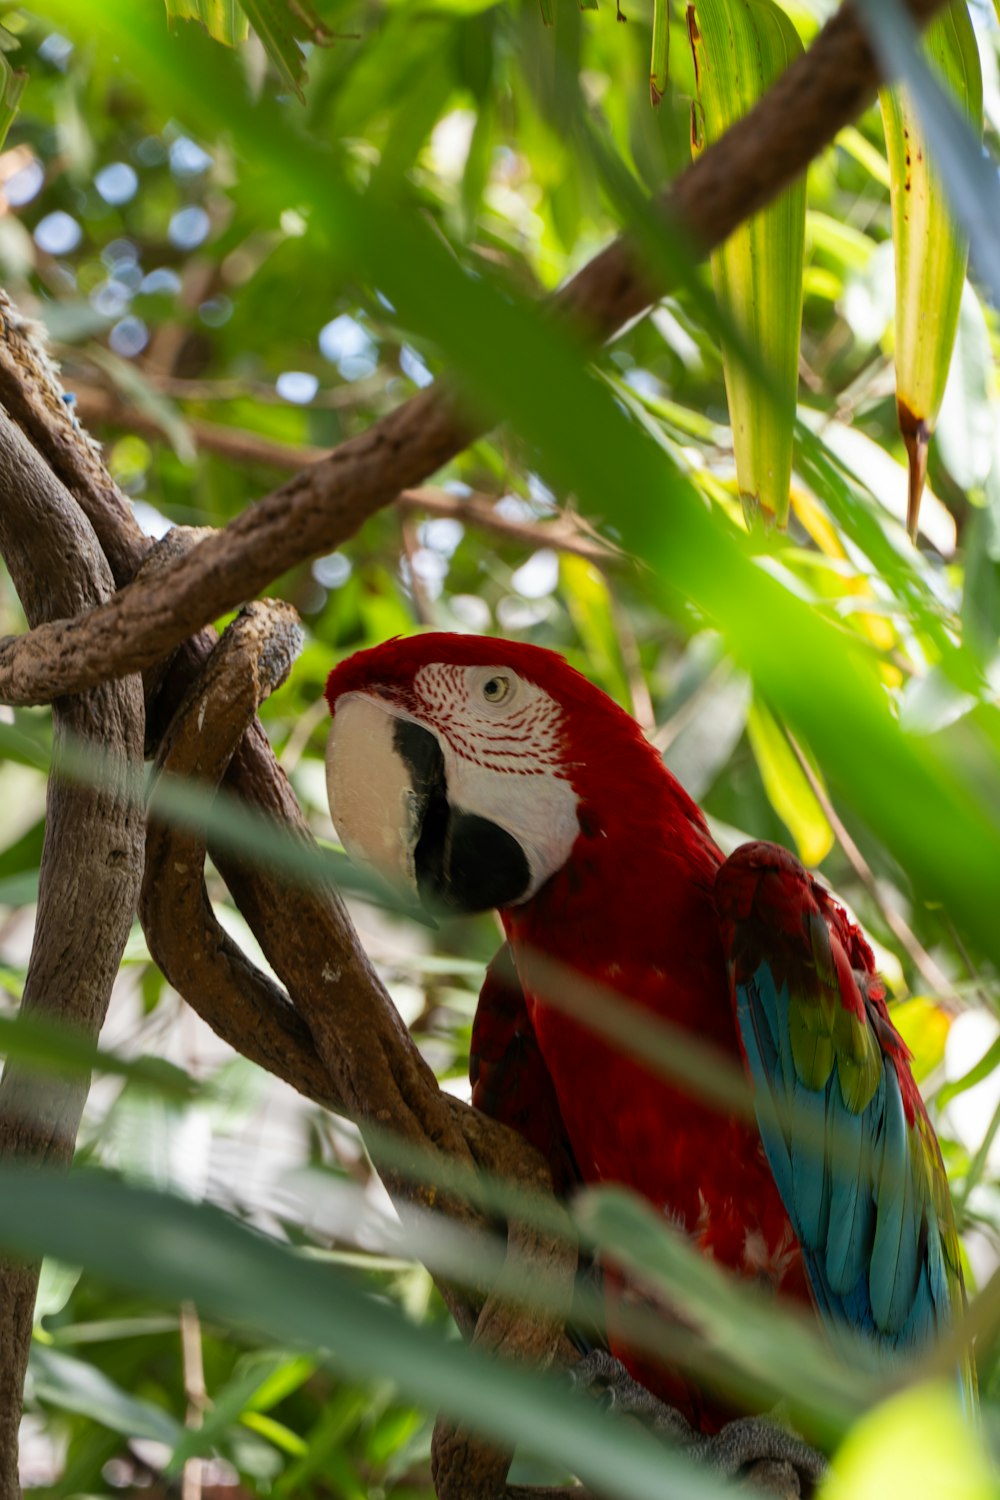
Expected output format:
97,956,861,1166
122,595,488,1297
471,942,582,1197
715,841,967,1368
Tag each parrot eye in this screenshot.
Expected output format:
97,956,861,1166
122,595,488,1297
481,674,512,704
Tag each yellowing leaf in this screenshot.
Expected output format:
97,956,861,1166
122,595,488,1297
821,1382,990,1500
165,0,249,46
880,0,983,540
890,995,952,1083
746,698,834,866
559,554,630,708
688,0,805,526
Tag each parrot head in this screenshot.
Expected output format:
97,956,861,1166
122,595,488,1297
323,632,662,917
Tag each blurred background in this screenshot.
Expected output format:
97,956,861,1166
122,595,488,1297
2,0,1000,1491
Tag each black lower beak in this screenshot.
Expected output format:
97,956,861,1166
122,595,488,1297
393,720,531,914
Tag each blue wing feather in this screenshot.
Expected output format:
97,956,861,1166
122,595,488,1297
717,842,966,1371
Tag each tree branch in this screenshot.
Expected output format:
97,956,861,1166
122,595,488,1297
0,0,949,709
138,594,577,1351
0,407,144,1494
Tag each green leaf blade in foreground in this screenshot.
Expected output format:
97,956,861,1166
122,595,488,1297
689,0,806,526
820,1381,993,1500
575,1186,874,1447
0,1165,730,1500
879,0,983,541
165,0,249,47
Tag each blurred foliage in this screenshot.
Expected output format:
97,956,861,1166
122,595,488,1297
0,0,1000,1493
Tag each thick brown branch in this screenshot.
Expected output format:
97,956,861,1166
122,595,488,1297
140,595,342,1110
0,407,144,1493
138,601,491,1310
0,0,949,708
0,294,147,586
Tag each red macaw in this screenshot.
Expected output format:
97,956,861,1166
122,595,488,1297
323,631,970,1428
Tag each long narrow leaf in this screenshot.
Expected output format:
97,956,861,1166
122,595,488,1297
0,1165,733,1500
879,0,983,540
855,0,1000,308
688,0,805,526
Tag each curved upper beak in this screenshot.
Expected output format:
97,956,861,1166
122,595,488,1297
326,694,438,905
326,691,531,916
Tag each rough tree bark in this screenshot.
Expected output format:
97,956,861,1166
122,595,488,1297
0,2,951,1493
0,408,144,1493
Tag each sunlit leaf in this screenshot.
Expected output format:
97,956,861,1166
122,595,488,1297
936,281,995,495
559,554,630,707
165,0,249,47
746,696,834,866
0,27,26,154
166,0,335,99
890,996,953,1084
821,1381,991,1500
855,0,1000,308
879,0,982,539
688,0,805,526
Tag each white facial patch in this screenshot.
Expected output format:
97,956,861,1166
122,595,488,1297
412,662,580,900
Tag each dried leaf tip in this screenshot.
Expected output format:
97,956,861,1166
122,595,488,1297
899,400,930,543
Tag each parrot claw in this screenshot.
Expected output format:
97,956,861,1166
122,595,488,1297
568,1350,696,1441
569,1353,825,1498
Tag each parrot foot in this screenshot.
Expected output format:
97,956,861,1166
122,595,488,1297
568,1349,696,1441
702,1416,826,1496
569,1353,825,1498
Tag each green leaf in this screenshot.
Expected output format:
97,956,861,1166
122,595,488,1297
33,1259,83,1328
0,1165,736,1500
165,0,250,46
688,0,806,526
821,1381,992,1500
167,1354,308,1471
29,1344,183,1445
856,0,1000,308
889,996,952,1085
746,696,834,866
166,0,334,99
559,554,631,708
649,0,669,105
238,0,335,100
936,281,995,496
0,30,26,154
879,0,983,540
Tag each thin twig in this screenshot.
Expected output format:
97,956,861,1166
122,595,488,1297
180,1301,207,1500
788,731,959,1008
